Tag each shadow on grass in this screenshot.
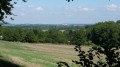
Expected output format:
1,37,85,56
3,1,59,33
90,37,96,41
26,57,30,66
0,59,22,67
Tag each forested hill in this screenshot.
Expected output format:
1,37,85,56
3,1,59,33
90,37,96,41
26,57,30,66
2,24,92,30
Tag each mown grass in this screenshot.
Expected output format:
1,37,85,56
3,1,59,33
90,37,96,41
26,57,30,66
0,40,80,67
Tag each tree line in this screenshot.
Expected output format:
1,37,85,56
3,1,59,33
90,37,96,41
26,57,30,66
0,21,120,46
0,28,68,43
3,24,86,30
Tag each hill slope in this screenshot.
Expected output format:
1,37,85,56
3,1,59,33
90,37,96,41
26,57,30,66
0,40,79,67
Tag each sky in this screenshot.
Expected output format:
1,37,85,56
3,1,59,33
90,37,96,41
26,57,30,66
6,0,120,24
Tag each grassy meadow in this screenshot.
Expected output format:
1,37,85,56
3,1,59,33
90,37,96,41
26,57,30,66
0,40,90,67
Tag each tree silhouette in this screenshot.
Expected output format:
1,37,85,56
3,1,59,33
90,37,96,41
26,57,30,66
0,0,26,25
66,0,74,2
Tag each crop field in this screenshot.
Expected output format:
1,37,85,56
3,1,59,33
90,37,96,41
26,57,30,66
0,40,91,67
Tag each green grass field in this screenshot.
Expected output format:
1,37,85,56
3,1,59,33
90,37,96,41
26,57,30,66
0,40,88,67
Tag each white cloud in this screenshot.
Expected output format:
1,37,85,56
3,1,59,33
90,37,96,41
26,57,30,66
64,6,94,13
78,6,95,12
106,4,120,11
35,6,44,11
27,5,44,11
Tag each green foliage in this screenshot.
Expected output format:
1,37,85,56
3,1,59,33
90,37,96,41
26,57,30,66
45,29,67,43
89,21,120,49
88,21,120,67
116,20,120,24
37,30,47,43
68,29,87,45
24,30,37,43
12,29,24,42
1,21,120,48
0,28,68,43
84,40,95,46
4,24,84,30
1,28,14,41
57,21,120,67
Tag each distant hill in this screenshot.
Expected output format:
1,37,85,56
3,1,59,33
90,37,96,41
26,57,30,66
2,24,93,30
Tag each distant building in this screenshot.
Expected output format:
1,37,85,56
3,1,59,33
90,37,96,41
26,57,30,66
59,30,65,32
62,24,68,26
0,35,3,40
42,30,48,32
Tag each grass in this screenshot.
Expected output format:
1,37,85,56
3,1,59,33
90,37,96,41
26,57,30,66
0,40,84,67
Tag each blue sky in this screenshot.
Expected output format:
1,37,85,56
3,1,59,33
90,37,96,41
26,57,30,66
7,0,120,24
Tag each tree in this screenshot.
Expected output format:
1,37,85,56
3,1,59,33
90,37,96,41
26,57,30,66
24,30,37,43
12,28,25,42
66,30,74,44
57,21,120,67
45,29,67,43
90,21,120,48
116,20,120,24
84,21,120,67
37,30,47,43
70,29,87,45
0,0,26,21
1,28,14,41
45,29,59,43
88,22,120,66
66,0,74,2
0,0,26,27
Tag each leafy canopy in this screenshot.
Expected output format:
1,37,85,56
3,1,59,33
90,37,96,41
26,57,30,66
90,22,120,49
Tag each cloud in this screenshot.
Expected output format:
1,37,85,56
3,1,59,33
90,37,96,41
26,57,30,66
63,6,95,17
106,4,120,11
64,6,94,13
27,5,44,11
35,6,44,11
78,6,95,12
